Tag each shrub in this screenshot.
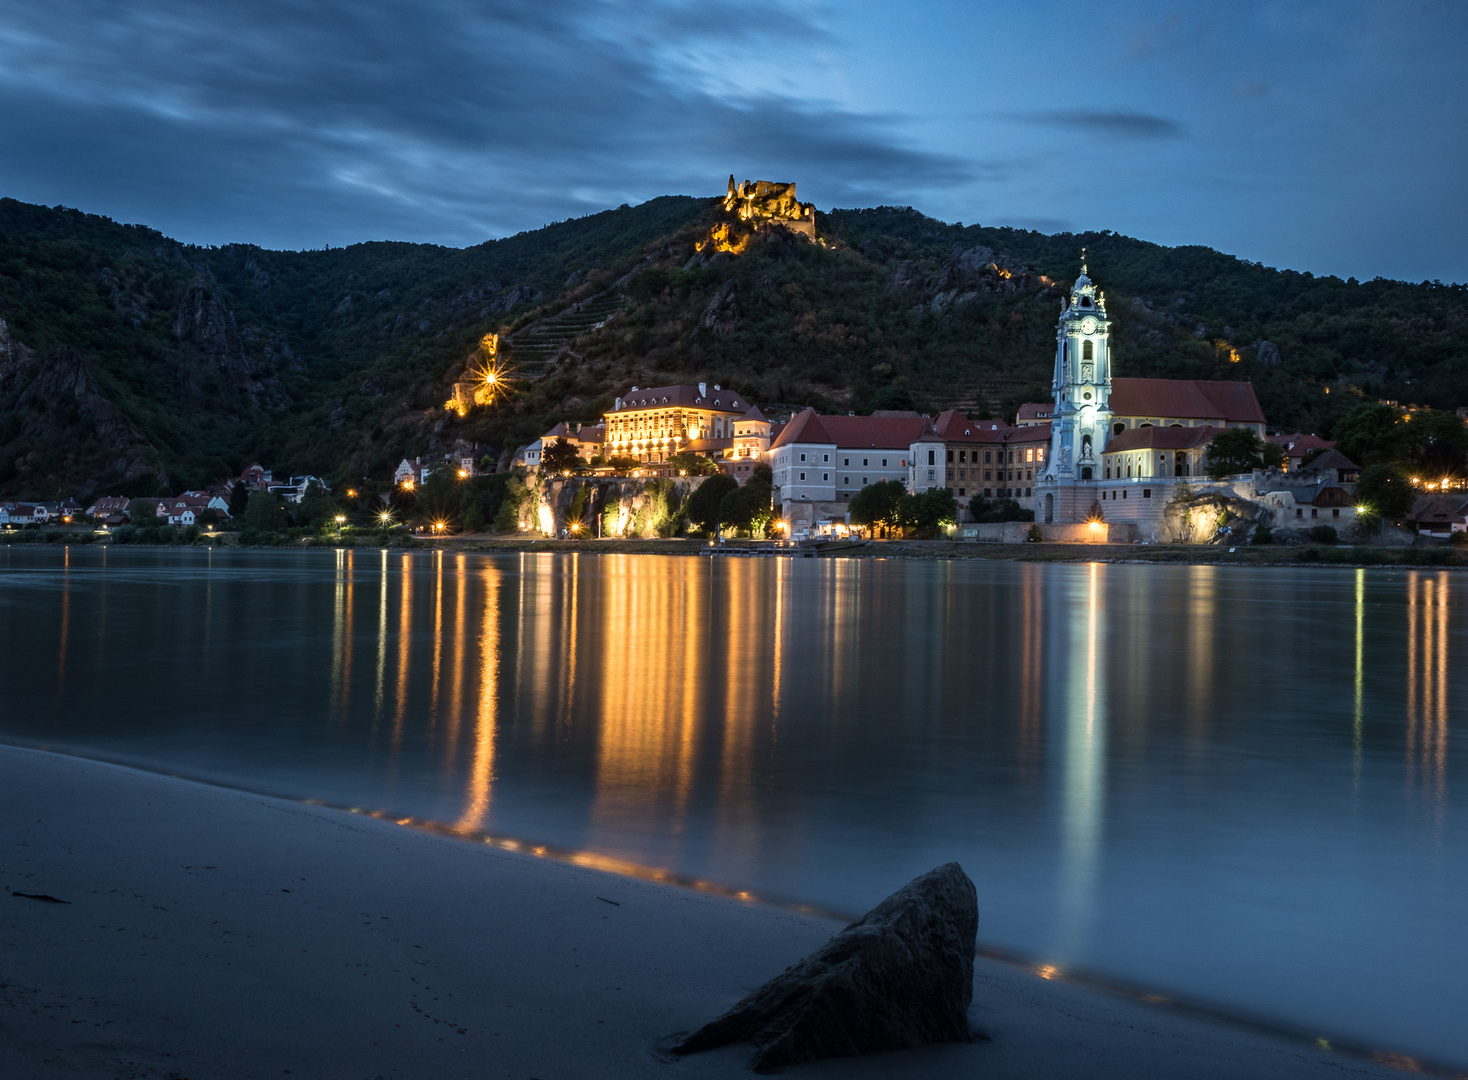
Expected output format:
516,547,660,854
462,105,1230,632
1251,524,1273,545
1307,525,1338,544
1026,524,1043,542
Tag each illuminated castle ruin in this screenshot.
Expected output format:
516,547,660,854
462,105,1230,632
703,175,817,254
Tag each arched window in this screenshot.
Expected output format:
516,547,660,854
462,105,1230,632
1082,339,1094,361
1114,422,1125,436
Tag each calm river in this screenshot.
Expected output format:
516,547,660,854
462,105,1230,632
1,546,1464,1064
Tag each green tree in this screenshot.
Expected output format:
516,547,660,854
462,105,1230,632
229,480,249,518
1205,427,1267,478
296,481,336,529
718,478,773,535
1332,402,1403,467
1396,410,1468,478
897,487,958,536
1353,463,1417,525
127,498,158,526
416,463,461,525
848,479,906,530
667,452,723,477
540,438,582,474
244,490,285,532
493,474,530,532
685,473,738,534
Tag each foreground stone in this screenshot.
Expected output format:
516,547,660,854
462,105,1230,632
665,862,978,1072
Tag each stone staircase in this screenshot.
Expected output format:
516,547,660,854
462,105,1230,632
506,290,629,379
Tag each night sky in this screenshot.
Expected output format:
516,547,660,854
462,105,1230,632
0,1,1463,282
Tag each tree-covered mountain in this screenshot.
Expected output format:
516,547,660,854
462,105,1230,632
1,191,1464,500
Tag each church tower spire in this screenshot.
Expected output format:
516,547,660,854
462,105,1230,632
1038,258,1114,520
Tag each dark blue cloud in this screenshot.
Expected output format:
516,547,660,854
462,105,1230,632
0,0,969,248
1003,111,1186,139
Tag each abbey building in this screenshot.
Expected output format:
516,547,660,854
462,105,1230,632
1035,264,1266,526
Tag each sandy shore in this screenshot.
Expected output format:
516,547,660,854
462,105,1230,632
0,746,1426,1079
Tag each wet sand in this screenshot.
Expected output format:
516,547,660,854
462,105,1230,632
0,745,1425,1079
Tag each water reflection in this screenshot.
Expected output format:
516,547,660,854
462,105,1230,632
6,550,1468,1067
1405,572,1450,818
457,563,501,832
1057,562,1106,957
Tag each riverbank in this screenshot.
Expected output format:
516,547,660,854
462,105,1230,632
420,534,1467,568
0,745,1431,1079
5,531,1465,567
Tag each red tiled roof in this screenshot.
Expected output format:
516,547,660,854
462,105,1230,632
1103,425,1221,453
817,414,930,449
770,408,832,449
738,405,768,422
770,410,929,451
1268,432,1334,457
1298,449,1359,474
932,410,1051,445
1110,379,1265,424
1016,402,1053,422
610,385,748,413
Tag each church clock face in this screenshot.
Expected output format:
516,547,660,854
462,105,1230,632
1080,316,1098,335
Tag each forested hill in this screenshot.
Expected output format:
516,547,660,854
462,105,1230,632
1,191,1465,500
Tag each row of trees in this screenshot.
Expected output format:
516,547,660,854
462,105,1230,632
847,480,961,537
683,465,775,536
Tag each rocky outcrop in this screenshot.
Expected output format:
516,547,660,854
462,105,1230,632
701,281,739,335
0,321,157,492
665,863,978,1072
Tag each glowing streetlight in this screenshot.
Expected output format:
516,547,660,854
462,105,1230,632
379,511,393,527
346,489,357,499
432,520,446,534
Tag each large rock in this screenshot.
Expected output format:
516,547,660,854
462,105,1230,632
665,862,978,1072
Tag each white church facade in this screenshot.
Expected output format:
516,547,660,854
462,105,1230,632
1035,263,1268,527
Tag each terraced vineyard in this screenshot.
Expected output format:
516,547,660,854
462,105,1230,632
506,290,629,379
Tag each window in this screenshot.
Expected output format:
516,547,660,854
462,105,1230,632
1105,466,1111,479
844,458,850,466
844,478,849,486
862,478,868,486
823,454,830,462
1038,447,1045,461
1143,489,1152,498
1081,467,1092,480
1297,508,1303,518
984,470,992,481
1122,490,1127,499
864,458,869,467
1025,487,1032,497
947,469,954,480
799,453,806,462
1333,508,1340,518
1311,508,1318,518
928,450,935,465
799,472,806,481
984,451,992,464
959,470,966,480
1026,448,1034,462
947,450,954,462
881,459,887,467
959,488,965,496
1083,339,1094,361
927,469,935,480
958,451,967,464
823,473,829,482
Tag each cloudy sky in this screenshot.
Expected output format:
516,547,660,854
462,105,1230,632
0,0,1463,281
